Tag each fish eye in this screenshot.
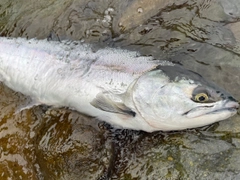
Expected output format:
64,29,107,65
194,93,209,102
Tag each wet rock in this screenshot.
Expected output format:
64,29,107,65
1,0,240,179
0,0,73,39
112,0,174,34
0,84,42,180
35,110,112,180
220,0,240,18
227,22,240,42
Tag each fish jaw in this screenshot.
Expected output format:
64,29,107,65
160,100,239,131
135,98,239,132
184,100,239,119
133,102,238,132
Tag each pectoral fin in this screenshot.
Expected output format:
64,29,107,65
90,94,136,117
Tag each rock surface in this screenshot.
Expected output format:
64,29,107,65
0,0,240,179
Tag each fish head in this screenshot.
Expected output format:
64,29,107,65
130,65,239,131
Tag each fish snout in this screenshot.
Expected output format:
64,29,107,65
225,99,239,109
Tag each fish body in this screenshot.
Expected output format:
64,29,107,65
0,37,238,132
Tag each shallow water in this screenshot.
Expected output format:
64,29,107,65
1,0,240,179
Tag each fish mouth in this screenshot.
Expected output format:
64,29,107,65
205,107,238,114
183,100,239,118
207,100,239,114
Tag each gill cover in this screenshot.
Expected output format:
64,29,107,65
131,69,172,129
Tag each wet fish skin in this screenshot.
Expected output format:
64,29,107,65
0,37,238,132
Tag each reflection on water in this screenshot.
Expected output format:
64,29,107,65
1,0,240,179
